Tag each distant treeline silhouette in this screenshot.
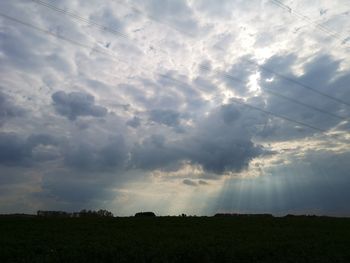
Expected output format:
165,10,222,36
214,213,274,218
34,211,276,218
0,212,331,218
134,212,156,217
37,209,113,218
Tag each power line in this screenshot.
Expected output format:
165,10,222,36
158,73,223,102
111,0,193,37
30,0,129,40
25,1,211,95
199,64,348,121
0,9,155,80
1,13,347,144
0,12,187,114
214,47,350,109
0,13,114,58
263,89,346,121
199,63,349,144
159,67,347,142
270,0,350,46
31,0,350,110
233,100,326,133
249,60,350,108
114,0,350,48
112,0,350,109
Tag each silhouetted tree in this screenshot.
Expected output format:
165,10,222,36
79,209,113,217
135,212,156,217
97,209,114,217
37,210,70,217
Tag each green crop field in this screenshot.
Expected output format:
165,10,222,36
1,215,350,262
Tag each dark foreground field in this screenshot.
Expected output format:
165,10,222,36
1,215,350,263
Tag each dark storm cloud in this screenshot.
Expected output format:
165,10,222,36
0,132,58,166
64,135,128,171
131,103,264,174
220,103,240,124
0,133,29,166
0,133,130,207
40,170,116,204
26,134,58,148
260,53,297,77
131,134,183,171
51,91,107,120
182,103,264,174
24,134,130,206
30,133,133,206
186,137,262,174
0,91,25,125
257,53,350,140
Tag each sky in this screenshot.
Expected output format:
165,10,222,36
0,0,350,216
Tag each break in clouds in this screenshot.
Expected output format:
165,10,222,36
0,0,350,216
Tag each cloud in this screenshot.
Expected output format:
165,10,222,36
51,91,107,121
220,56,258,96
257,53,350,140
0,91,25,125
64,135,128,171
127,116,141,128
89,7,124,34
182,179,208,187
198,180,208,185
131,102,264,174
137,0,200,34
1,0,350,215
183,179,197,186
182,102,264,174
194,0,232,18
40,169,116,204
149,109,181,127
0,133,29,166
0,132,59,166
131,134,184,171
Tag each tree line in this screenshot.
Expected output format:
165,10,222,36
37,209,114,218
36,211,277,218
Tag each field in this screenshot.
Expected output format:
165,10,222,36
1,215,350,262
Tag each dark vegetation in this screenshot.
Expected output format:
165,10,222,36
135,211,156,217
37,209,113,218
1,213,350,262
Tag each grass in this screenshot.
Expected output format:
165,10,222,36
1,215,350,262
